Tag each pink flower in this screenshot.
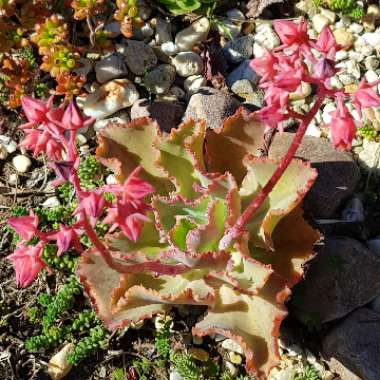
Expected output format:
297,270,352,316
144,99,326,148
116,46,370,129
19,96,54,130
312,26,340,60
103,201,150,242
7,243,45,287
61,101,94,130
48,159,79,187
273,19,309,47
75,191,106,226
20,129,63,161
313,58,338,82
8,211,39,241
255,102,289,129
103,167,154,203
48,225,82,256
250,52,278,82
329,98,356,150
351,80,380,116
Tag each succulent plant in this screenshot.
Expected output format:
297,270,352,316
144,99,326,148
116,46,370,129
0,55,33,108
114,0,143,38
31,14,69,54
55,72,86,99
40,44,79,77
77,109,319,378
0,20,28,53
0,0,15,17
157,0,219,15
71,0,107,20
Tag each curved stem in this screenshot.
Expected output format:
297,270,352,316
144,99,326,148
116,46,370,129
219,93,326,250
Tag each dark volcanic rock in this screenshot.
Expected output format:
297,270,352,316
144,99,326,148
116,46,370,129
322,308,380,380
269,132,360,218
292,237,380,324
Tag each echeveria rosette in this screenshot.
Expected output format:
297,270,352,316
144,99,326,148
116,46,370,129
77,110,319,379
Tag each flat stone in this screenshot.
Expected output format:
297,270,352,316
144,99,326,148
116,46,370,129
95,54,128,84
184,87,240,130
82,79,139,119
223,35,254,64
172,52,204,77
123,40,157,75
292,237,380,324
131,99,184,132
144,64,176,94
226,59,259,88
175,17,210,52
268,132,360,218
322,308,380,380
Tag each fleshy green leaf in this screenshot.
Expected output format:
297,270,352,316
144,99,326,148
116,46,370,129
96,118,173,194
205,108,266,184
240,156,317,249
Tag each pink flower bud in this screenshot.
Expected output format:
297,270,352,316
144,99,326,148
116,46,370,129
7,243,45,288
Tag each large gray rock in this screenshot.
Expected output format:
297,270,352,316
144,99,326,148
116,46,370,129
292,237,380,324
184,87,240,130
131,99,185,132
123,40,157,75
322,308,380,380
269,133,360,218
95,54,128,84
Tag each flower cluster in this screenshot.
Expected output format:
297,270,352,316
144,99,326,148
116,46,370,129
7,96,153,287
250,20,380,150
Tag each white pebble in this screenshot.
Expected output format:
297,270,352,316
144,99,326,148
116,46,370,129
312,14,330,33
42,196,61,208
221,339,244,354
365,56,380,70
106,174,118,185
160,41,179,56
348,22,364,34
175,17,210,52
172,52,204,77
226,8,245,21
184,75,207,94
0,144,8,160
141,23,154,37
12,155,31,173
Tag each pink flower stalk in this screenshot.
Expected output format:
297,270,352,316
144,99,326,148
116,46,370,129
8,211,39,241
273,19,309,47
329,98,356,150
7,243,45,288
60,101,94,130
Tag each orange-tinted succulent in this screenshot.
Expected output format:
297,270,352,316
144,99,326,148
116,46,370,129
0,21,28,53
71,0,106,20
40,44,80,77
20,1,53,30
32,14,69,55
0,0,16,17
1,55,34,108
55,71,86,99
114,0,143,38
